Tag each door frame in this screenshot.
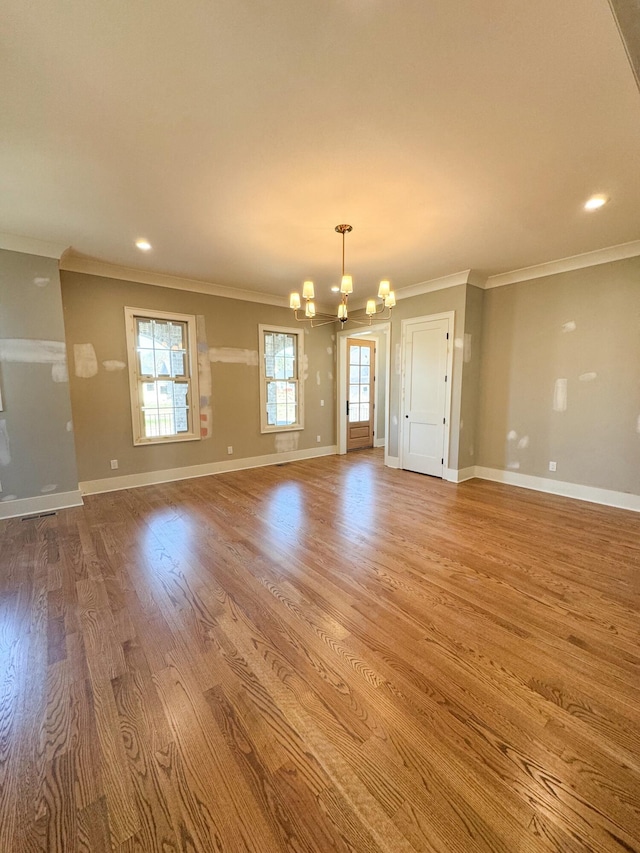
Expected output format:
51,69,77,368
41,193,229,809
399,311,455,476
336,322,391,465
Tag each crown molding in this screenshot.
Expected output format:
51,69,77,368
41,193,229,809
59,253,290,307
0,232,69,259
484,239,640,289
396,269,476,301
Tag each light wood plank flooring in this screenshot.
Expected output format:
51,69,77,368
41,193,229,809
1,449,639,851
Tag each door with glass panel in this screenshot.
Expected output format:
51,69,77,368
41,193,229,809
347,338,375,451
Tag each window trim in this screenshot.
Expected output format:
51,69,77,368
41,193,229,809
258,324,305,434
124,306,201,446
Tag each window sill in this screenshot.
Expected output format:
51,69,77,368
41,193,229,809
133,433,201,447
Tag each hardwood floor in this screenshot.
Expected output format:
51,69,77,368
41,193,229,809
1,448,639,852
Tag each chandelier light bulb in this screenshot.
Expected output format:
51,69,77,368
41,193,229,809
340,275,353,294
305,301,316,318
378,280,390,299
302,280,315,300
366,299,377,316
384,291,396,308
338,303,348,320
289,292,301,310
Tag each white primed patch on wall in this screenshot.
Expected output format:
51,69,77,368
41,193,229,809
316,370,321,385
275,432,300,453
579,372,597,382
40,484,57,493
553,378,568,412
326,347,333,355
74,343,98,378
463,333,472,363
51,362,69,383
507,461,520,469
392,415,398,426
328,371,333,381
33,276,50,287
0,338,65,364
102,360,126,371
517,435,529,449
453,337,463,350
0,420,10,465
562,321,577,333
300,353,309,382
208,347,258,366
196,316,213,440
507,430,518,441
66,420,73,432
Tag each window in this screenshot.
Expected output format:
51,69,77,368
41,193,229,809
125,307,200,445
259,325,304,432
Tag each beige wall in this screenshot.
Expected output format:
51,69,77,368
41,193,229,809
477,256,640,494
61,271,336,484
0,249,79,506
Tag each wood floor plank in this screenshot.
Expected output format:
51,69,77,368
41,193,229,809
1,449,639,851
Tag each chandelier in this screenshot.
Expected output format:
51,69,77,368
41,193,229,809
289,224,396,326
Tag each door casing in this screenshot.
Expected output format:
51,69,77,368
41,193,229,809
399,311,455,477
337,323,391,464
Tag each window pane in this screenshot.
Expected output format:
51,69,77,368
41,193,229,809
274,356,285,379
144,410,160,437
156,380,174,408
137,319,153,346
349,345,360,365
175,408,188,432
349,405,359,423
361,384,370,402
171,350,186,377
142,382,157,407
155,349,172,377
174,382,189,407
360,365,370,383
265,333,274,355
349,365,359,384
361,346,370,366
283,335,295,357
138,349,155,375
265,354,275,378
360,404,370,422
349,384,360,404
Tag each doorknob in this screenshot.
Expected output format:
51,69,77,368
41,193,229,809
405,414,409,418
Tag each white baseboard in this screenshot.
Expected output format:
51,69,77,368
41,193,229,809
472,466,640,513
445,466,476,483
374,437,385,448
0,489,84,520
385,455,400,469
80,445,337,496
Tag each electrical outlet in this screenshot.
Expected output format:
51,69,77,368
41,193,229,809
548,461,557,472
110,459,118,470
316,435,321,443
227,446,233,455
320,399,324,407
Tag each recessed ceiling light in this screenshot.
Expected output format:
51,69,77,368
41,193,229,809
584,195,608,211
135,238,152,251
330,285,340,292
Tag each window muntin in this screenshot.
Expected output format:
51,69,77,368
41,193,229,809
259,326,304,432
125,308,200,445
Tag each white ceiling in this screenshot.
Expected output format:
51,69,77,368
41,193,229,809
2,0,640,300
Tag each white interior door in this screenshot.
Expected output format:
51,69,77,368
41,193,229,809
401,317,450,476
